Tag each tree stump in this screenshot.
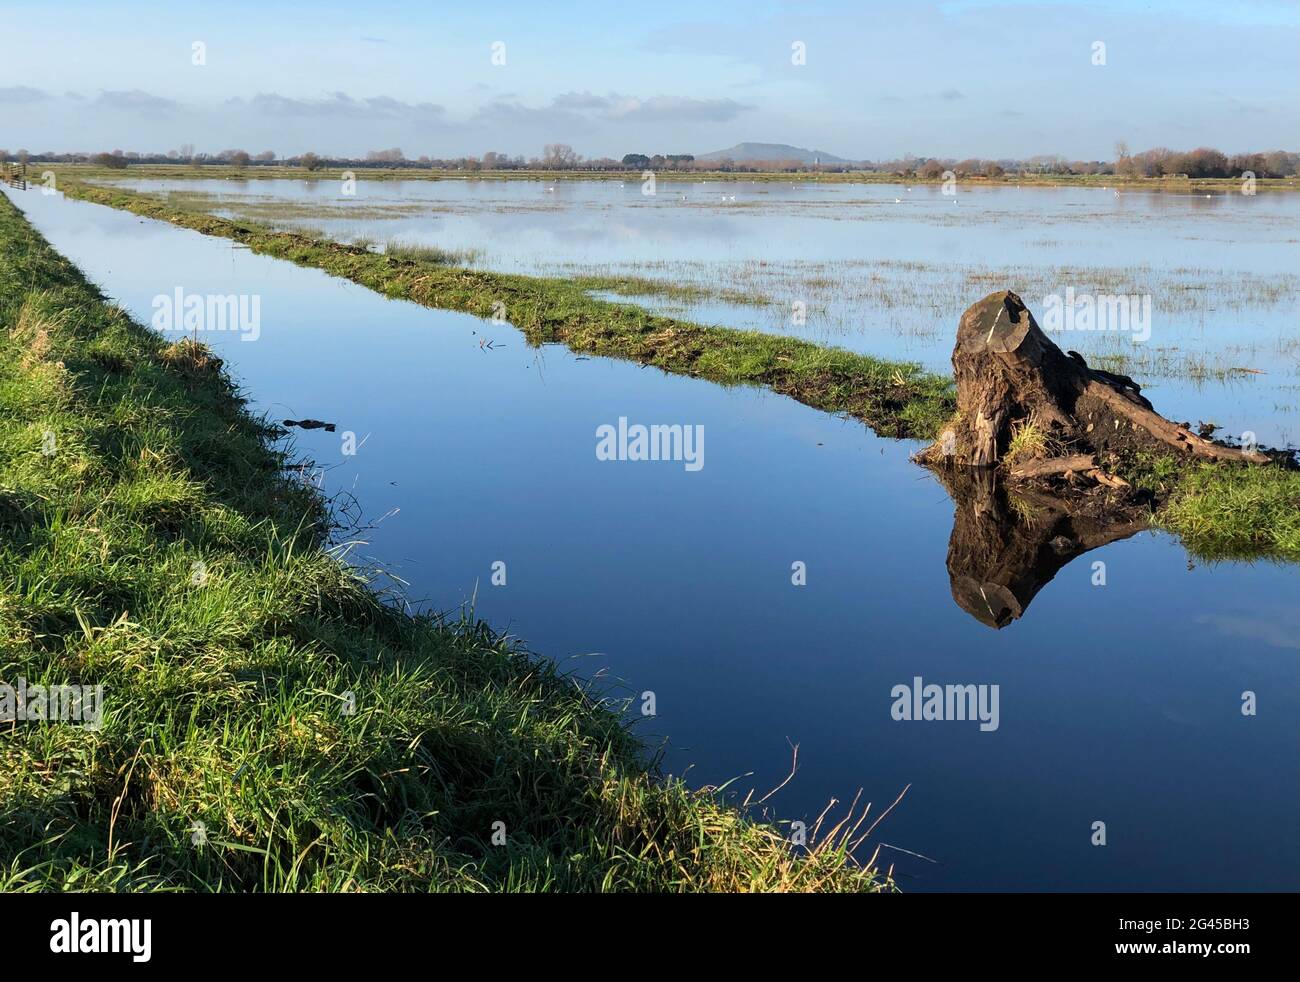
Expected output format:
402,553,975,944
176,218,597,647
918,290,1268,473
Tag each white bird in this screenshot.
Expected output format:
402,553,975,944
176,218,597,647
894,198,901,203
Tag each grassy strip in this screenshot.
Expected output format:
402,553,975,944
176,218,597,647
0,193,890,892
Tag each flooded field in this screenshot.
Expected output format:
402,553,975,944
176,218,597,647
99,176,1300,448
11,184,1298,892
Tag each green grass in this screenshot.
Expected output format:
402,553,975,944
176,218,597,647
0,193,892,892
1111,451,1300,560
1002,416,1053,466
53,176,957,440
1155,461,1300,560
382,239,482,265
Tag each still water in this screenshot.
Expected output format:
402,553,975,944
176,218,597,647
9,185,1299,891
102,175,1300,447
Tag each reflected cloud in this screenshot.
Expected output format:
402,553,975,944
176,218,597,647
1195,612,1300,651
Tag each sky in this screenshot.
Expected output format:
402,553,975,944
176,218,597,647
1,0,1296,161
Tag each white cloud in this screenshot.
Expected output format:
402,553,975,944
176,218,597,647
482,91,752,126
240,91,445,120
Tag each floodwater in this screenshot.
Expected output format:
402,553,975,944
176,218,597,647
101,175,1300,448
8,184,1299,892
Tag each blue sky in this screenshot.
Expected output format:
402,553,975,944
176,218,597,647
1,0,1296,160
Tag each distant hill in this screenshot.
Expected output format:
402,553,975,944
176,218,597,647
696,142,851,164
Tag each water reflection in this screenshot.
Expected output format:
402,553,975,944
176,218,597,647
929,465,1148,628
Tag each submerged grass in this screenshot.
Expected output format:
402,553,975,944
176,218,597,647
0,193,893,892
52,177,956,440
572,272,780,310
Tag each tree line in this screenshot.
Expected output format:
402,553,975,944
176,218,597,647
4,144,1296,178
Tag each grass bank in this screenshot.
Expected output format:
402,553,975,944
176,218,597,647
0,192,891,892
54,177,956,440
